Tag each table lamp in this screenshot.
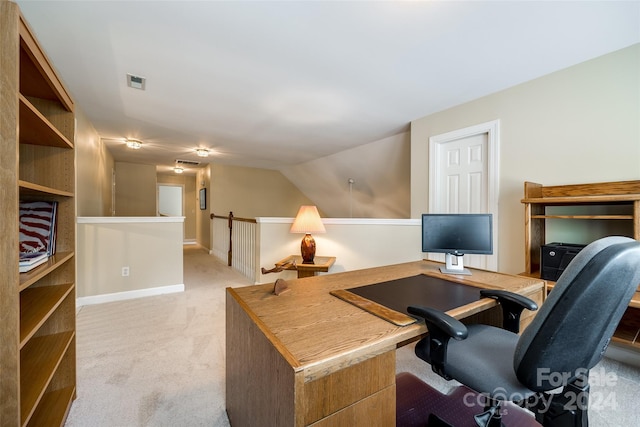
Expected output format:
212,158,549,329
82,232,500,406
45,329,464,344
290,205,326,264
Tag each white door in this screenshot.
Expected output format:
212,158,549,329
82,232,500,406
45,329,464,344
429,121,500,271
158,185,183,217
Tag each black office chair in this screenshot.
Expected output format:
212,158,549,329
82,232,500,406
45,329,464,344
408,236,640,427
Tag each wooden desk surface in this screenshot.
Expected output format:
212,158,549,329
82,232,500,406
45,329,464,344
227,260,544,382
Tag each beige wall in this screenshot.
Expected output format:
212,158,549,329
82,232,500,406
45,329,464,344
76,217,183,300
157,173,197,241
108,162,310,248
75,108,114,216
196,166,212,250
210,163,315,218
411,43,640,274
281,131,411,218
114,162,157,216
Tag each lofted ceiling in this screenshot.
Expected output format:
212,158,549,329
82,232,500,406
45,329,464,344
16,1,640,174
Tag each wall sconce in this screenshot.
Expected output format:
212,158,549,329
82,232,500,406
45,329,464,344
174,166,184,174
290,206,326,264
196,148,209,157
126,138,142,149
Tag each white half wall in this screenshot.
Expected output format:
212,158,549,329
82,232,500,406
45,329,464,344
77,217,184,304
255,217,422,283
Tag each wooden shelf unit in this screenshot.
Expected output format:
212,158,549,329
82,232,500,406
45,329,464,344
522,180,640,350
1,2,77,426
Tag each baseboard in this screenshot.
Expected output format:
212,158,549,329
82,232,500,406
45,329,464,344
605,343,640,368
183,239,197,245
76,284,185,307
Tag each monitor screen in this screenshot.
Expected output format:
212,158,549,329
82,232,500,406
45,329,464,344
422,213,493,255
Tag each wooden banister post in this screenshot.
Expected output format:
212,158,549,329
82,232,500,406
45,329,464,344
228,211,233,266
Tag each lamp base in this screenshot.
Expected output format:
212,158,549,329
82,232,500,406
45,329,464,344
300,233,316,264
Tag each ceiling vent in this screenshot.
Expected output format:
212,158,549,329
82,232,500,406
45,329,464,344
126,73,146,90
175,159,200,166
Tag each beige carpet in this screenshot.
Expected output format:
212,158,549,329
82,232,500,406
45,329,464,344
67,245,640,426
67,245,247,426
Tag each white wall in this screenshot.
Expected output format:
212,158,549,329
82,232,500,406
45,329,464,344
255,217,422,283
77,217,184,304
280,131,411,218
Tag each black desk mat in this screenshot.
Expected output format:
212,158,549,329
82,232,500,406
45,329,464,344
340,274,482,325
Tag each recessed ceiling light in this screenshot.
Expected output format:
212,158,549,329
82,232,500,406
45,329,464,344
174,166,184,174
126,138,142,149
196,149,209,157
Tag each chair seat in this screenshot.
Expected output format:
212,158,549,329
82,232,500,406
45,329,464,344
396,372,541,427
422,324,536,400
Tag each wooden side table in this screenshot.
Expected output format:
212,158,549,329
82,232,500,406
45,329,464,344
275,255,336,279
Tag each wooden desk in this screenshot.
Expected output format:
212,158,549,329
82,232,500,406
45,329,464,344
276,255,336,278
226,261,544,427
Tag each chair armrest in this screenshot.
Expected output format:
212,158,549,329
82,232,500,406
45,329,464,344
408,306,468,339
479,289,538,333
408,306,468,379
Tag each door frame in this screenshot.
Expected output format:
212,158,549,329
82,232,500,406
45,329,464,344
428,119,500,271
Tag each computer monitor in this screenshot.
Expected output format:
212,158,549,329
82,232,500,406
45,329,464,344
421,213,493,275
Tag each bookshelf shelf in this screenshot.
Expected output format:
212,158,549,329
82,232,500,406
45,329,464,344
19,94,73,149
20,331,74,426
19,180,74,198
1,3,77,425
25,386,75,427
522,180,640,352
18,251,74,292
20,283,74,347
530,214,634,220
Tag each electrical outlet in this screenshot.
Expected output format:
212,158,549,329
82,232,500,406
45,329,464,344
122,266,130,277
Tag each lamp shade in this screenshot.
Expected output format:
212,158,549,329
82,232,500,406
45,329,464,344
290,206,326,234
291,206,325,264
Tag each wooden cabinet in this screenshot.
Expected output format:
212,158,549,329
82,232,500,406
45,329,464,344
1,2,76,426
522,180,640,350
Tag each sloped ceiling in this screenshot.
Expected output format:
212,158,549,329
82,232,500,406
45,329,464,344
17,1,640,174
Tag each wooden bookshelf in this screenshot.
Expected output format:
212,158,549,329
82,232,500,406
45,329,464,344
0,2,77,425
522,180,640,351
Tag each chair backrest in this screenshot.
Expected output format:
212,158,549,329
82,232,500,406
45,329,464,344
513,236,640,392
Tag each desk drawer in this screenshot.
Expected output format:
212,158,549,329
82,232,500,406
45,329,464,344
308,384,395,427
304,351,395,425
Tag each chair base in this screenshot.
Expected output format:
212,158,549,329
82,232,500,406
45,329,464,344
396,372,541,427
525,374,590,427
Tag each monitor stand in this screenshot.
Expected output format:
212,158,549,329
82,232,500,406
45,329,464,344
440,253,472,275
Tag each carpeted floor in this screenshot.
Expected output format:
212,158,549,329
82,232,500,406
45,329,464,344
66,245,640,426
67,245,244,426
